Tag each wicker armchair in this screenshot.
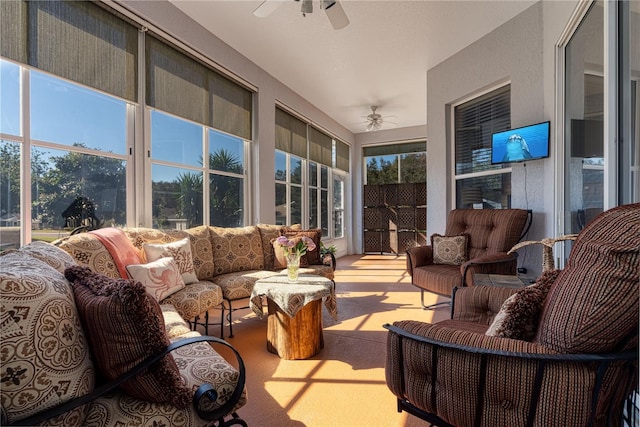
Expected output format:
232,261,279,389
405,208,531,308
385,203,639,427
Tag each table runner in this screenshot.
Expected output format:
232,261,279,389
250,274,337,320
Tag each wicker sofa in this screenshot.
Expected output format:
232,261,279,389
53,224,335,337
1,241,247,427
385,203,639,426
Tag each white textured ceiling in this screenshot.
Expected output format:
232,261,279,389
170,0,536,134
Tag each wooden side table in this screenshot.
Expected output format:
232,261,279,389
266,298,324,359
250,274,336,360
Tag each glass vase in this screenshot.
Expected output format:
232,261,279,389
286,253,300,282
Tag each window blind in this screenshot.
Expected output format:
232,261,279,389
454,85,510,175
335,140,350,172
309,126,332,167
2,1,138,101
363,141,426,157
275,107,307,158
146,34,253,139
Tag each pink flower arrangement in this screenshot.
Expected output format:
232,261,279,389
275,235,317,258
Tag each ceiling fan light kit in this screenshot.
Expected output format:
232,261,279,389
254,0,349,30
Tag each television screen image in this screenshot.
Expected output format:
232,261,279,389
491,121,550,164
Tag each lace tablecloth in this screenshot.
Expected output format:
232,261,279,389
250,274,337,320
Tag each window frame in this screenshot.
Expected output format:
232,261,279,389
451,83,512,209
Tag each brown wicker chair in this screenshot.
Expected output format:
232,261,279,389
405,208,531,308
385,203,639,427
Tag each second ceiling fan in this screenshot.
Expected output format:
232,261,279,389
253,0,350,30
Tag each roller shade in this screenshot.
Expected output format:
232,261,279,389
275,107,307,158
2,0,138,101
309,126,332,166
335,140,350,172
147,34,253,139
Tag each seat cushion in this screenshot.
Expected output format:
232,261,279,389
214,270,279,300
65,266,192,408
1,249,94,426
536,204,640,353
412,264,462,296
162,280,224,320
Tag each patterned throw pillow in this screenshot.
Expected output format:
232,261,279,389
125,257,186,302
485,269,560,340
431,233,469,265
64,266,192,408
143,238,198,284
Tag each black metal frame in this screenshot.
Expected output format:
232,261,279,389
384,323,638,427
191,303,227,338
8,336,247,427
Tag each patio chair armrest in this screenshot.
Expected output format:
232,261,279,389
450,285,519,323
405,246,434,275
460,252,518,286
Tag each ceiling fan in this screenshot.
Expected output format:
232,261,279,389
253,0,350,30
362,106,396,132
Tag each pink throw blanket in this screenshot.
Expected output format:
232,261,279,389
89,228,142,278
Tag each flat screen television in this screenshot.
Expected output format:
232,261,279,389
491,121,550,164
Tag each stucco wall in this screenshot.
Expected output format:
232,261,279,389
427,1,578,277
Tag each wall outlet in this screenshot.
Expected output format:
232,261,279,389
517,267,527,274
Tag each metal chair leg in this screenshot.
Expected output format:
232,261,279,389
421,289,451,310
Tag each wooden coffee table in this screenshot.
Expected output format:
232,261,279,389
250,274,337,359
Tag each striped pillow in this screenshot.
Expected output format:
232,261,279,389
64,266,192,408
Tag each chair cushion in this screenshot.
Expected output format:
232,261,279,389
143,238,199,284
257,224,284,270
14,240,76,273
431,233,469,265
282,229,322,265
64,266,192,408
123,226,215,282
536,203,640,353
445,208,528,259
126,257,186,302
486,269,560,340
161,280,223,319
1,250,94,426
209,226,265,275
271,237,311,268
55,232,121,278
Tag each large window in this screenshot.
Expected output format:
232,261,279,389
0,0,254,248
1,61,129,249
454,85,511,209
275,107,349,239
149,111,247,229
364,141,426,185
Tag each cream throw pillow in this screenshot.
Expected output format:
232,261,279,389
126,257,186,302
143,238,198,284
431,233,469,265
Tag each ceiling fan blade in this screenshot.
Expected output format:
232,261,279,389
325,0,349,30
253,0,283,18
